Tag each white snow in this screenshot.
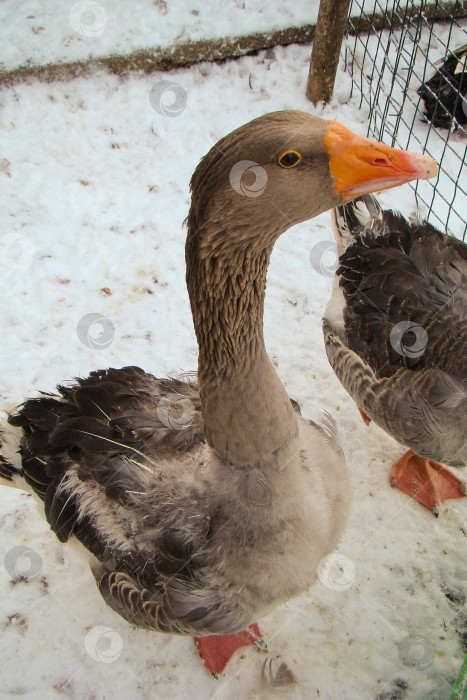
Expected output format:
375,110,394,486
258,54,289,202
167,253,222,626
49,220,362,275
2,0,321,71
0,37,466,700
1,0,423,72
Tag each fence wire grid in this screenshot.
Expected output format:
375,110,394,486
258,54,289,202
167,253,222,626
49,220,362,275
343,0,467,241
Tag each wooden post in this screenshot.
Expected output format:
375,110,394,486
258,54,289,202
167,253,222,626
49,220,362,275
306,0,352,104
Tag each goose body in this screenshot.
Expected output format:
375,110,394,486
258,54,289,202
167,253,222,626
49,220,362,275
324,194,467,513
3,367,346,637
0,112,438,670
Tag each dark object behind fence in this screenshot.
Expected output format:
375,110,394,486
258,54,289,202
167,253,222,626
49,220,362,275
343,0,467,241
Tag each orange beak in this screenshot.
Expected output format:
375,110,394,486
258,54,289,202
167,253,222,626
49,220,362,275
323,121,438,201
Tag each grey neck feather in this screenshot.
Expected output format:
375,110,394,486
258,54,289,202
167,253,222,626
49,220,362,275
186,221,297,468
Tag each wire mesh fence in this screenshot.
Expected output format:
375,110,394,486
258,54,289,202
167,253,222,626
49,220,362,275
343,0,467,240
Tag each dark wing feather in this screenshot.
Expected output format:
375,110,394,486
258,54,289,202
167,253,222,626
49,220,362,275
338,214,467,382
0,452,19,482
93,565,242,636
4,367,241,635
9,366,204,499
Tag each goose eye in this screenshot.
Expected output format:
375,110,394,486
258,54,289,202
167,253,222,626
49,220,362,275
278,150,302,168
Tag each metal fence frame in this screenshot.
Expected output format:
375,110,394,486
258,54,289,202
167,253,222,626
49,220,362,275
343,0,467,240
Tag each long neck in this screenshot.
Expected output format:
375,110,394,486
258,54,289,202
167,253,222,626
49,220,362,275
186,223,297,468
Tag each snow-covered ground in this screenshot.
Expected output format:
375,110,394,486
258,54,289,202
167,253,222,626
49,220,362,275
0,40,466,700
1,0,421,72
1,0,318,71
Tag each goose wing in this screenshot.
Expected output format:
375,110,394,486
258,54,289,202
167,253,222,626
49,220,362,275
324,322,467,465
338,213,467,380
6,366,247,636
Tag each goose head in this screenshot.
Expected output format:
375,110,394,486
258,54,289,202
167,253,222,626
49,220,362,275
187,111,437,256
